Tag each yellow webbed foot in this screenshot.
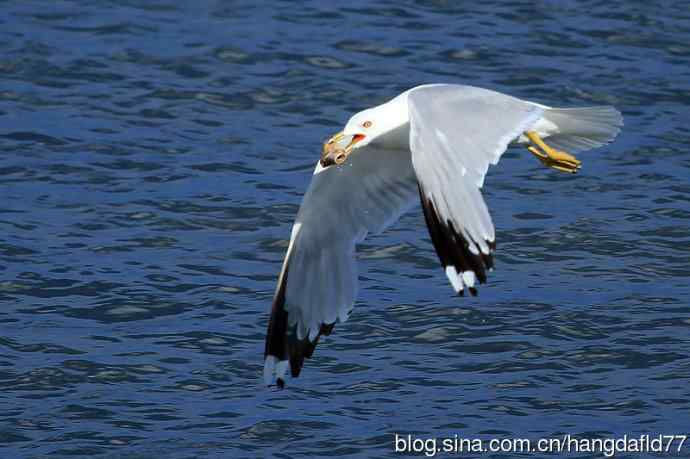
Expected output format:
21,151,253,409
526,131,581,174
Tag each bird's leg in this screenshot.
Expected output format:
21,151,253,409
525,131,581,174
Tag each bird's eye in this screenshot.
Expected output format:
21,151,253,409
362,120,372,128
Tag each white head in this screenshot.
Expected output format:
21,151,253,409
341,108,386,149
320,95,409,167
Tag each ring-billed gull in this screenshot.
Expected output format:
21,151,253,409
264,84,623,388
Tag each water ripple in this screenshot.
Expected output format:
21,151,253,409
1,1,689,458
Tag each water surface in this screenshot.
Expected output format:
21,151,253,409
1,1,690,458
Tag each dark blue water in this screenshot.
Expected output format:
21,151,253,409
1,1,689,458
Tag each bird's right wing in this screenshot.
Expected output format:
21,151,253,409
264,146,417,387
407,84,543,295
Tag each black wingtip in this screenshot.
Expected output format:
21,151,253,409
276,378,285,390
265,256,336,383
418,185,495,294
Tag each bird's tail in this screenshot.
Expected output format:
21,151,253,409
543,106,623,152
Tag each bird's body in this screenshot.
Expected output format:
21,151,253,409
264,84,622,388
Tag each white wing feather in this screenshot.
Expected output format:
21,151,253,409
407,85,543,293
264,145,417,386
285,147,417,340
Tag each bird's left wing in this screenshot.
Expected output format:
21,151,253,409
407,84,543,295
264,146,417,387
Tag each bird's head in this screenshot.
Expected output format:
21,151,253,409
320,94,410,168
320,108,386,167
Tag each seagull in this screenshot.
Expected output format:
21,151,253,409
263,84,622,388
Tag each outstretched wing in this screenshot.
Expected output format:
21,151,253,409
408,85,543,295
264,146,417,387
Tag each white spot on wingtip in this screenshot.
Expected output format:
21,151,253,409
296,323,306,341
263,355,277,385
462,271,476,288
275,360,288,381
445,265,464,293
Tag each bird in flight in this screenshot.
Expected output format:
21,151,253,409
264,84,622,388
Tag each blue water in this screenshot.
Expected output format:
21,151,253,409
1,1,690,458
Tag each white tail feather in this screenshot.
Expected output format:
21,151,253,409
543,106,623,152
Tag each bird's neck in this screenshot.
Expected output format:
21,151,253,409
371,94,411,150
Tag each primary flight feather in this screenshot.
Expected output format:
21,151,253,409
264,84,622,388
